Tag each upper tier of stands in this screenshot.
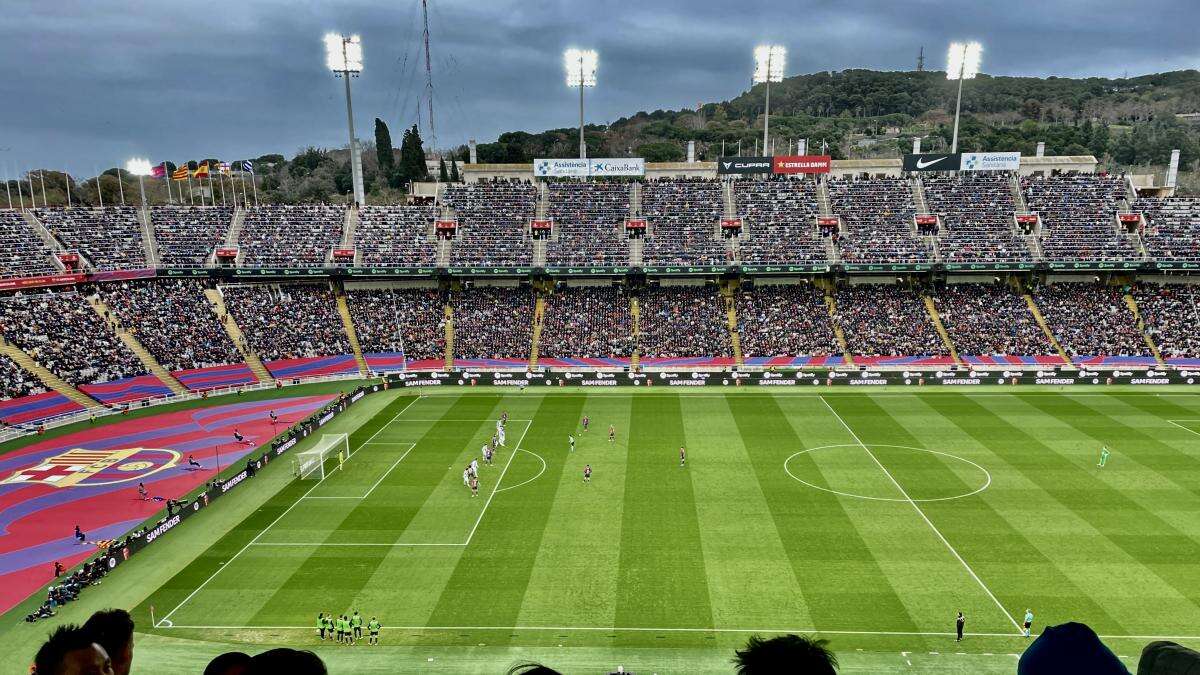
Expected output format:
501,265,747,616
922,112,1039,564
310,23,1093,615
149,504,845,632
34,207,147,270
546,182,630,266
357,206,438,267
239,205,345,267
641,179,728,266
152,206,233,267
0,210,57,277
1137,197,1200,262
443,181,535,266
735,178,828,265
828,177,929,264
1023,175,1136,261
923,173,1033,263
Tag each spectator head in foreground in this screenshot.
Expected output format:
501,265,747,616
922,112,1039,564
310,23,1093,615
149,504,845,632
506,664,563,675
247,648,326,675
733,634,838,674
1138,640,1200,674
33,624,114,675
1017,622,1127,674
203,651,252,675
82,609,134,675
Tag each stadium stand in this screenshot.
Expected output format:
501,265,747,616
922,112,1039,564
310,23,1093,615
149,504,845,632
923,173,1033,262
0,352,45,400
1032,283,1152,364
641,178,728,266
1022,174,1137,261
545,181,631,266
834,285,948,362
219,284,351,362
827,177,930,264
357,206,438,267
152,206,233,267
735,178,829,265
537,286,634,365
934,284,1060,363
345,287,446,364
239,205,345,267
0,210,57,277
34,207,147,270
637,285,732,363
451,286,534,365
443,180,535,266
1137,197,1200,262
735,283,841,364
1133,283,1200,364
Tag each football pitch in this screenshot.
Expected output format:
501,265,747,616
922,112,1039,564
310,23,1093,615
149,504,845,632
139,388,1200,673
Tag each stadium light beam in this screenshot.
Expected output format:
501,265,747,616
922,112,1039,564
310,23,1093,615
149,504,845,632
753,45,786,155
125,158,153,208
325,32,366,206
564,48,597,160
947,41,982,154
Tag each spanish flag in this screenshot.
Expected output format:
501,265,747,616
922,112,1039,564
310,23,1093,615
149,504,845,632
171,165,189,180
193,161,210,178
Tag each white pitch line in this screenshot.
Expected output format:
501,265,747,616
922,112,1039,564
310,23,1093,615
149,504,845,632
391,418,532,422
817,395,1024,636
360,443,416,499
463,419,532,545
155,394,425,627
1166,420,1200,437
248,542,465,547
495,448,546,493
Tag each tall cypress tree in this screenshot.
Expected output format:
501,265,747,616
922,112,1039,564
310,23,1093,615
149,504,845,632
398,125,429,185
449,159,460,182
374,118,395,176
438,157,449,182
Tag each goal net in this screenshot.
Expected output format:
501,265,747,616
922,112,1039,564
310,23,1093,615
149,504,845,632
295,433,351,480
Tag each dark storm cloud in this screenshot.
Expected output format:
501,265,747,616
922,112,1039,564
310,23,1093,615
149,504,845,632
1,0,1196,176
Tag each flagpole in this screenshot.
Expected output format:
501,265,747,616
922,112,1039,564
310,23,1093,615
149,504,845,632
28,172,37,208
93,167,103,207
17,174,25,209
187,172,194,206
64,172,71,207
116,168,126,206
219,172,227,206
4,165,12,210
251,171,259,207
163,163,172,204
39,172,48,206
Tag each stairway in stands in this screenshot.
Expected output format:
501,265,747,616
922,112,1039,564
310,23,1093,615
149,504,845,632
138,208,161,267
204,288,274,385
335,292,369,376
824,288,854,367
922,295,962,365
629,295,641,370
1123,293,1166,367
443,302,455,370
85,294,187,395
721,281,743,367
0,340,101,410
1024,294,1073,367
529,293,546,368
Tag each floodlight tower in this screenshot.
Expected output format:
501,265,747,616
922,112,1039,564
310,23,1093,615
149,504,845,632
753,45,786,155
946,41,982,153
125,158,153,207
325,33,366,206
564,49,597,159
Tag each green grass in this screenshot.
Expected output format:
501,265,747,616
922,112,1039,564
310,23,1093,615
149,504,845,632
12,387,1200,673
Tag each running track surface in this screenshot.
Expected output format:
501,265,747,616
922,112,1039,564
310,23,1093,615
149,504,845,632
0,394,334,614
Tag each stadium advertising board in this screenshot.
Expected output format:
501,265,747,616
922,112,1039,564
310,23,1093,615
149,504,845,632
842,263,935,272
534,158,589,177
903,153,962,172
534,158,644,177
717,157,773,174
0,272,86,291
1046,260,1142,271
962,152,1021,171
772,155,832,174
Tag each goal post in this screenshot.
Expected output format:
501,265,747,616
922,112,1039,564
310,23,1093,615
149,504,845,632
295,433,351,480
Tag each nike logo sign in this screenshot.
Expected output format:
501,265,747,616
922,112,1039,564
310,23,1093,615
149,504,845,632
915,157,947,169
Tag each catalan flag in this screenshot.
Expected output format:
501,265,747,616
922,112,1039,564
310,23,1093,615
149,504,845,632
193,161,210,178
171,165,189,180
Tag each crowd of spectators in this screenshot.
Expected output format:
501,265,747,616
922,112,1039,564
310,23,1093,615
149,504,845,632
923,173,1033,262
1133,283,1200,359
26,563,109,624
151,206,233,267
545,181,631,266
1022,174,1137,261
239,205,346,267
345,287,446,359
98,279,240,371
828,177,930,264
0,290,145,385
0,209,58,276
637,285,731,358
356,206,438,267
735,283,839,357
451,286,534,360
641,178,729,266
1137,197,1200,262
834,285,946,357
934,283,1055,356
35,207,148,270
443,180,535,266
735,177,829,265
220,284,351,361
538,286,634,358
1032,283,1150,358
0,352,45,400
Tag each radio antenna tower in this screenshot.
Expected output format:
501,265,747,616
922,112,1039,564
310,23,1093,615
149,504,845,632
917,45,925,72
422,0,436,148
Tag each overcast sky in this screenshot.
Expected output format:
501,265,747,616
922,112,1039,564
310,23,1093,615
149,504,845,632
2,0,1197,176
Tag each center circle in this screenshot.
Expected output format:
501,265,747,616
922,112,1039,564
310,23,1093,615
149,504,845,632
783,444,991,502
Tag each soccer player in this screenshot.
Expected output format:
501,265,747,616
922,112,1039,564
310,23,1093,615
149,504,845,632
583,464,591,484
484,444,493,466
351,610,363,641
582,415,589,432
325,613,335,641
955,611,964,642
368,616,381,645
1098,446,1110,468
680,446,687,467
317,613,326,640
569,434,576,452
608,424,616,443
233,428,248,445
462,467,470,487
470,459,479,477
1023,608,1034,637
187,454,202,469
501,411,508,426
498,425,506,447
336,615,345,644
470,475,479,497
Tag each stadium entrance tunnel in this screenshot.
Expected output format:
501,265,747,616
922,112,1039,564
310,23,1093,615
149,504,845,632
783,444,991,502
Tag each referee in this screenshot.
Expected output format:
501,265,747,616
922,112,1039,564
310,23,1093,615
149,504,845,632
955,611,965,642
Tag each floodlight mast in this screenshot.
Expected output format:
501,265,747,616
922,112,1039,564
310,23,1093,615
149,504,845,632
326,33,366,207
947,41,982,154
564,49,597,160
754,45,786,156
125,158,152,208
